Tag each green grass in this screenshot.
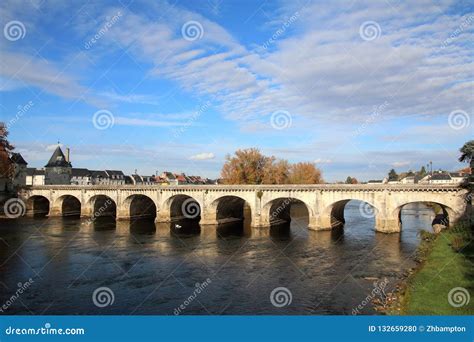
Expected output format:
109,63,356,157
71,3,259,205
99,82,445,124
397,218,474,315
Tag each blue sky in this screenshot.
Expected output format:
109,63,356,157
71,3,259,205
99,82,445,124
0,0,472,181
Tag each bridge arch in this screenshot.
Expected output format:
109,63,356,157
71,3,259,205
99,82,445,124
88,195,117,219
122,194,157,220
158,194,201,222
323,199,379,229
261,197,312,227
52,195,81,217
393,201,455,232
209,195,252,224
26,195,50,217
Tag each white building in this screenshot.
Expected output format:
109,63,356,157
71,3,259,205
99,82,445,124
449,172,467,184
26,168,45,186
71,168,92,185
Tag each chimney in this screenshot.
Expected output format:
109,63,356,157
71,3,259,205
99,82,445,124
66,148,70,163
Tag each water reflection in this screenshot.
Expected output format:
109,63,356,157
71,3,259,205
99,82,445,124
0,200,437,315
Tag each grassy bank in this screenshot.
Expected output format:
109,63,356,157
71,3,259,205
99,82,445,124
393,214,474,315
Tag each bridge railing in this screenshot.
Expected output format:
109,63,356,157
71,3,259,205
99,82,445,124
22,184,463,191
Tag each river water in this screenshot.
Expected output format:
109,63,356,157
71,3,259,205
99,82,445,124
0,201,435,315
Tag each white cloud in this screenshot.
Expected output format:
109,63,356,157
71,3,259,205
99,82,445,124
46,144,62,151
114,117,188,127
0,51,103,106
99,1,472,128
99,91,160,105
314,158,332,164
189,152,215,160
392,161,411,168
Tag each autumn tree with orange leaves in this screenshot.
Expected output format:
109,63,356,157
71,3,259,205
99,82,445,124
289,162,323,184
221,148,323,184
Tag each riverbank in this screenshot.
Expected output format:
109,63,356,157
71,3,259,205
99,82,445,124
388,213,474,315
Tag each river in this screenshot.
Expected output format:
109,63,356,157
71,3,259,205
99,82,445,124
0,201,435,315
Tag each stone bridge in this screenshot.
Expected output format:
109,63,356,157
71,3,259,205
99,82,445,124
19,184,469,233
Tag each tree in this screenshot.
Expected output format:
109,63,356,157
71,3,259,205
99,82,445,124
418,166,427,177
345,176,358,184
459,140,474,182
289,162,323,184
221,148,272,184
0,122,14,179
388,168,398,181
220,149,323,184
263,159,290,184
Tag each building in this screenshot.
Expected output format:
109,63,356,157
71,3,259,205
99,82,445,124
26,168,45,186
162,172,178,186
89,170,109,185
449,172,466,184
105,170,126,185
367,177,388,184
71,168,92,185
399,175,415,184
142,176,156,185
429,172,452,184
153,175,168,185
418,171,467,184
44,146,72,185
175,173,187,185
10,152,28,186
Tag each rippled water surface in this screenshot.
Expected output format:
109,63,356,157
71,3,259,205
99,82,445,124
0,202,435,315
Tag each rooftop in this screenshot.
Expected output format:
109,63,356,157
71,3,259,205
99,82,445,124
45,146,71,168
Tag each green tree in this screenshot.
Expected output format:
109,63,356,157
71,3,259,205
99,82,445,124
459,140,474,183
418,166,427,177
388,168,398,181
345,176,353,184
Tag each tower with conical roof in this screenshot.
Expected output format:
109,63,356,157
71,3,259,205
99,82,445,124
44,145,72,185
